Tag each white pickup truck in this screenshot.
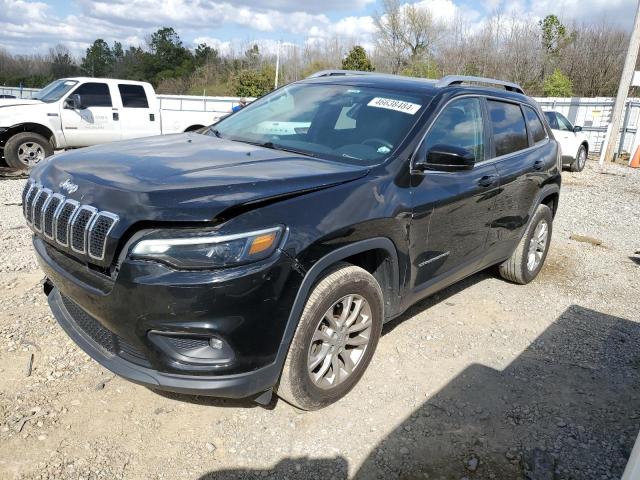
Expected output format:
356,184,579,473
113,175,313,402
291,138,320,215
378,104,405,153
0,77,238,171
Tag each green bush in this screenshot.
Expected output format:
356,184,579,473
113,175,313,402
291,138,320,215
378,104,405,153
342,46,374,72
233,66,275,97
543,69,573,97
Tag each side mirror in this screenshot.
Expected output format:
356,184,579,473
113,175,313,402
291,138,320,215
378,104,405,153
64,93,83,110
573,125,582,133
416,144,475,172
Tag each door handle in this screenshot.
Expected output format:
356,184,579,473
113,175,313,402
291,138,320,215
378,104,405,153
113,112,119,121
477,175,498,188
533,160,545,171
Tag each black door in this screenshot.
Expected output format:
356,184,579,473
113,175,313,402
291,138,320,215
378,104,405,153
409,96,501,298
484,99,549,264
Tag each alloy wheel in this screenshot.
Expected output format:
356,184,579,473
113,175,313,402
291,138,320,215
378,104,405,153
307,294,372,390
527,219,549,271
577,148,586,169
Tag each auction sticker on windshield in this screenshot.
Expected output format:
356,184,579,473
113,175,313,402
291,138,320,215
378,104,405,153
368,97,422,115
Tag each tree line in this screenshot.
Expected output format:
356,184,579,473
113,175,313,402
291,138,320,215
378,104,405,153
0,1,636,98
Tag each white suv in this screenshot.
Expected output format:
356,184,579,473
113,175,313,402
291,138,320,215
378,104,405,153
544,111,589,172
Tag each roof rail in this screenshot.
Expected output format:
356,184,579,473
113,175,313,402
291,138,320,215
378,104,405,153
307,69,378,78
436,75,525,94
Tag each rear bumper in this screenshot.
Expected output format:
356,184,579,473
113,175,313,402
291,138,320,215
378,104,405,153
48,288,280,398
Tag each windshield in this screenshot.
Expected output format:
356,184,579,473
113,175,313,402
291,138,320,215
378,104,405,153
208,83,429,165
34,79,78,103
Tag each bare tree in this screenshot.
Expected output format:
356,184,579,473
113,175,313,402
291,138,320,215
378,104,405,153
374,0,406,73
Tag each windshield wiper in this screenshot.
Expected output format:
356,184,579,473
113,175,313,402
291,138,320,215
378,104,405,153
251,141,317,158
209,128,223,138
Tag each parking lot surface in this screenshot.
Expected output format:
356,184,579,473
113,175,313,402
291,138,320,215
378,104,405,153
1,161,639,479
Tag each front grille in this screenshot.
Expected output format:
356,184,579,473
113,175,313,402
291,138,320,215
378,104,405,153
88,213,118,260
70,206,96,253
43,195,63,239
60,294,149,366
56,201,78,246
32,189,51,231
24,180,119,263
24,183,39,223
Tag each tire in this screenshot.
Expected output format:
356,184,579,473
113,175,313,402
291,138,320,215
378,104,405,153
4,132,53,171
570,144,587,172
499,204,553,285
276,263,384,410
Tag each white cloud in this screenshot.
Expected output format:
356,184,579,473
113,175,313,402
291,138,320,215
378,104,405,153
192,37,234,56
0,0,636,57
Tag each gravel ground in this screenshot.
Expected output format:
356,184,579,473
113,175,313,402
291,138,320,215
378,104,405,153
0,160,639,480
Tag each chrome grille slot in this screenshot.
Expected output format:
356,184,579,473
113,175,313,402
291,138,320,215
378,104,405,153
23,184,119,263
22,181,33,218
55,200,79,246
43,194,63,239
24,183,39,224
70,206,97,254
88,213,118,260
32,188,51,232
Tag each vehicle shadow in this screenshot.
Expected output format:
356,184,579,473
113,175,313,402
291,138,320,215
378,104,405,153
196,305,640,479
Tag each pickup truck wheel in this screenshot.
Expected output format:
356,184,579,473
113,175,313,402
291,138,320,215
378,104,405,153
276,263,383,410
499,204,553,285
4,132,53,171
570,145,587,172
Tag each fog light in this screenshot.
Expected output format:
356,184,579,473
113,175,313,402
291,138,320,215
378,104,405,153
209,337,223,350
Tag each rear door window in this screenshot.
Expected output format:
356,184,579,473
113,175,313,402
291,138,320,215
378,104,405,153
523,106,547,144
487,100,528,157
118,84,149,108
73,82,112,107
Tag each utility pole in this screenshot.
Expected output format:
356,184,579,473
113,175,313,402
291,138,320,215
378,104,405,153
274,41,281,89
602,0,640,165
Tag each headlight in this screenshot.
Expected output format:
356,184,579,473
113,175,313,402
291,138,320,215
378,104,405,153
130,226,283,269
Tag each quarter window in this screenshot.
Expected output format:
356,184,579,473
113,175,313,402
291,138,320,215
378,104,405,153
523,106,546,144
73,82,112,107
487,100,528,157
118,84,149,108
422,97,485,162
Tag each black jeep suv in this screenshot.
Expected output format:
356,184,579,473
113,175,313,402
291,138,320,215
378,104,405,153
24,73,560,410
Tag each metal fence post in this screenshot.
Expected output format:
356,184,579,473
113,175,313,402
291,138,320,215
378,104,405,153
618,100,631,157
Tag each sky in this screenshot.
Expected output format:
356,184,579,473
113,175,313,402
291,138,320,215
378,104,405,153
0,0,636,57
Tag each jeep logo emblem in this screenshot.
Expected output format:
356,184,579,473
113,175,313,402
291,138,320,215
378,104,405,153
59,179,78,194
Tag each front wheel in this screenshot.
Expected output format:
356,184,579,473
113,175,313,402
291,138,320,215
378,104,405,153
4,132,53,171
276,264,384,410
499,204,553,284
570,144,587,172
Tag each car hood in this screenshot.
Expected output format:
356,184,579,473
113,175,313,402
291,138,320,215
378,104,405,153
0,98,42,108
30,132,369,225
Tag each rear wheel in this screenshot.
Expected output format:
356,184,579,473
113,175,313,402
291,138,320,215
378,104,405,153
499,204,553,284
276,263,383,410
570,144,587,172
4,132,53,171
